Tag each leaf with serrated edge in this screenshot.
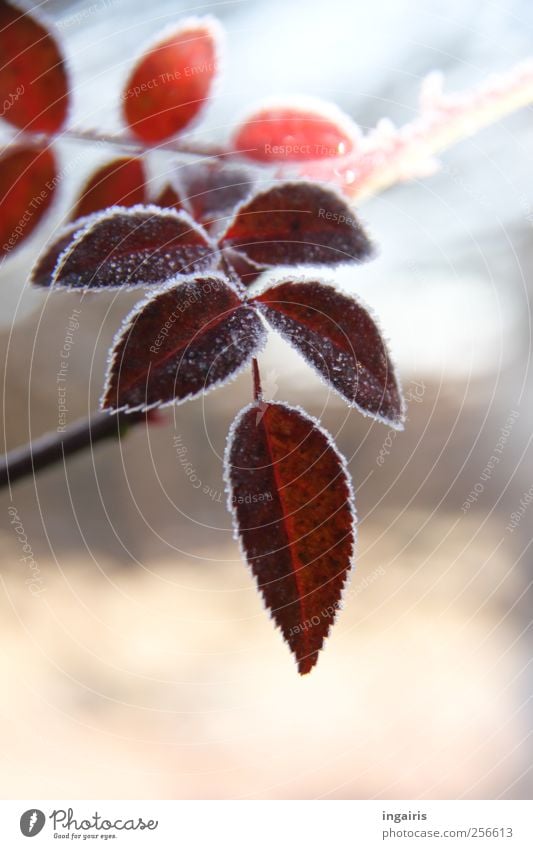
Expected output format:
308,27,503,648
219,181,373,269
224,399,356,674
102,273,266,412
253,277,404,428
51,204,217,290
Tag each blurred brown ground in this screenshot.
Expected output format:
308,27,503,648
0,294,531,799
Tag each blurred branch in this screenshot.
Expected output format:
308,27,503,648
15,126,228,159
8,60,532,206
292,59,533,201
0,409,147,491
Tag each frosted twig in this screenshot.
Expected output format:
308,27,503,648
291,59,533,201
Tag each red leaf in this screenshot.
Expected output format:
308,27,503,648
0,1,69,132
52,205,216,290
225,400,355,674
176,160,256,230
233,100,357,162
220,182,373,268
0,144,57,259
72,157,146,220
253,279,404,427
153,183,185,211
30,217,88,287
122,19,220,142
222,247,265,289
102,274,265,411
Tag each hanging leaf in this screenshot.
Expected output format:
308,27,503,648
220,181,373,268
233,100,357,162
0,1,69,132
122,18,220,142
0,145,57,259
102,274,266,412
176,160,256,229
225,400,355,674
253,280,403,427
51,205,216,290
72,157,147,220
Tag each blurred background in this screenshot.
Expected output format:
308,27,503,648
0,0,532,799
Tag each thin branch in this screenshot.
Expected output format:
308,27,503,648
16,126,230,159
7,58,533,203
0,409,146,491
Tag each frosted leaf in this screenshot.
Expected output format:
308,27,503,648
253,277,404,428
175,160,257,232
51,204,217,291
102,273,265,412
30,214,98,288
219,181,373,268
224,398,356,674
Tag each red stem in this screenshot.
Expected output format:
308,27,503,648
252,358,262,402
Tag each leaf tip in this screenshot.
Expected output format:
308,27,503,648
297,653,319,675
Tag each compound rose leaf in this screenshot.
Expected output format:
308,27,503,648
0,144,57,259
219,181,373,268
225,400,355,675
122,18,220,142
0,1,69,132
72,157,147,220
102,274,266,412
176,160,256,231
253,279,404,427
52,205,217,290
233,99,358,162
